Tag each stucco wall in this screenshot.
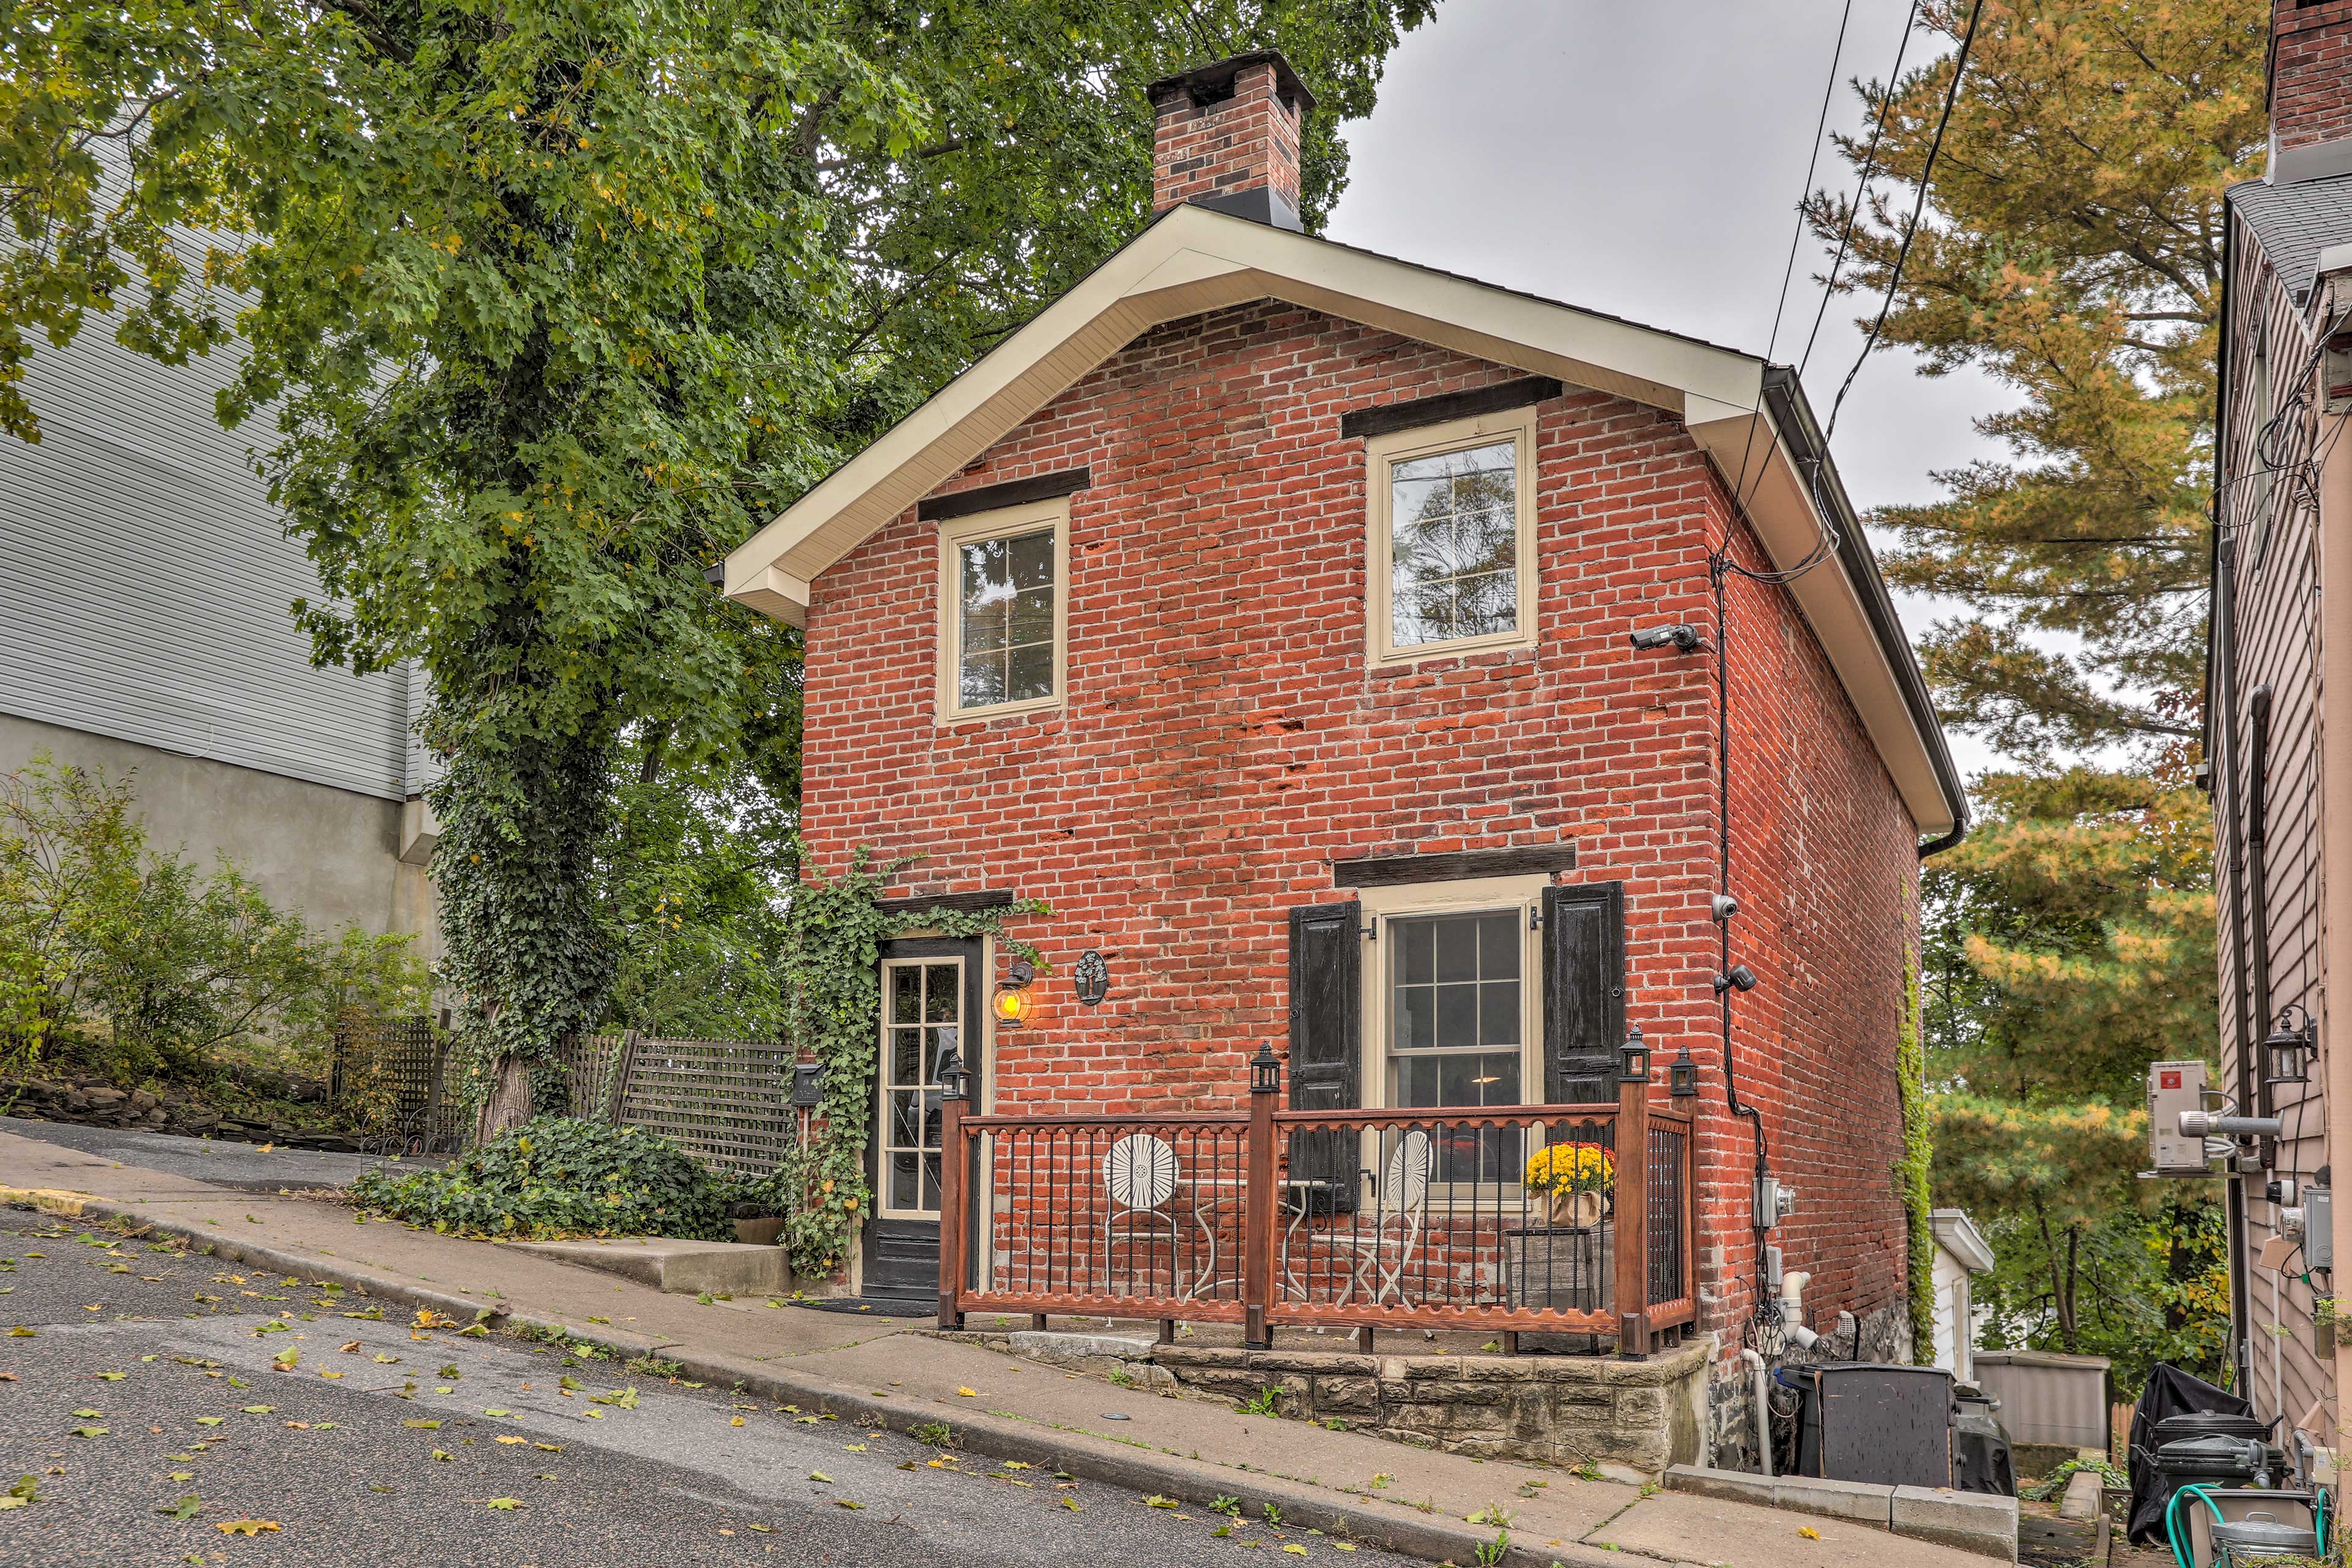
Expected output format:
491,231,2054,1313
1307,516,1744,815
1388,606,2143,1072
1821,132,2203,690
1,711,437,958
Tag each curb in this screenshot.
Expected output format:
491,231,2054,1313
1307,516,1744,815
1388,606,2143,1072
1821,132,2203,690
6,1188,1626,1567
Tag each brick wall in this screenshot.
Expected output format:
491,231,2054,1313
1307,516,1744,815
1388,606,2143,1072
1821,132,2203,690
2274,0,2352,155
1151,61,1303,217
800,298,1920,1349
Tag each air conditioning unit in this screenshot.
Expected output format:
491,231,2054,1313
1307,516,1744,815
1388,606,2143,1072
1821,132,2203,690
2146,1060,2212,1177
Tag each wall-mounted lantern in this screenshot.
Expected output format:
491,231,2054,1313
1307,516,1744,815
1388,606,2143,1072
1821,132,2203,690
992,957,1036,1028
2265,1003,2319,1088
1669,1043,1698,1099
1620,1023,1651,1085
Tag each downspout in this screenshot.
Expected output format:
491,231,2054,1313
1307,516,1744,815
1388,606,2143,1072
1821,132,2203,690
1740,1348,1774,1477
2248,685,2275,1125
2211,209,2255,1399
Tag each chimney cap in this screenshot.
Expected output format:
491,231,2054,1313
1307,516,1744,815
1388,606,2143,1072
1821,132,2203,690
1146,50,1315,116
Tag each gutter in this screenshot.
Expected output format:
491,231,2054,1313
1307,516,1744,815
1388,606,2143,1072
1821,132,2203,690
1757,367,1970,857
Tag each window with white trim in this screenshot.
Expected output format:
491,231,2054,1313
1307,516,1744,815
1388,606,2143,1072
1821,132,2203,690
1358,875,1548,1183
1364,408,1539,665
936,499,1069,722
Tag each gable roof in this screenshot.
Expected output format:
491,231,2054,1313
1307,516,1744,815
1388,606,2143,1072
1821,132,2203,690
722,202,1965,839
2230,171,2352,307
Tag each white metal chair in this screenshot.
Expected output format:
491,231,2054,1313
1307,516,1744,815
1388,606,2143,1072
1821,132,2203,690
1319,1129,1432,1306
1101,1133,1183,1295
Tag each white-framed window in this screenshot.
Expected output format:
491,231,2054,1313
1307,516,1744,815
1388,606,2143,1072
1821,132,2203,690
935,497,1069,723
1363,407,1539,666
1357,874,1549,1183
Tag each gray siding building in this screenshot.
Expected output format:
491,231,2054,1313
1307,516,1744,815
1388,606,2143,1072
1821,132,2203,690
0,308,437,952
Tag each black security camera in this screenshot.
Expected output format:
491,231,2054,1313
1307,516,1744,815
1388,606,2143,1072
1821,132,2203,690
1712,964,1758,994
1630,624,1706,653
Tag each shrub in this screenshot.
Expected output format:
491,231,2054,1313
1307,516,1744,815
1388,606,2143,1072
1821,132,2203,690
349,1116,731,1240
0,753,430,1080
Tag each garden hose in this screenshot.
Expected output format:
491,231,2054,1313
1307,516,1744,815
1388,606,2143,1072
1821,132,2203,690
2165,1482,2223,1568
2164,1481,2331,1568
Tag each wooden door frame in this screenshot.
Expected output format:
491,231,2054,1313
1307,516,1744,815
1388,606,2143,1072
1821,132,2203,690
860,934,986,1298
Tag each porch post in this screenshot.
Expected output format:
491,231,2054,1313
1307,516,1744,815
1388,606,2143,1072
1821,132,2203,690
1614,1042,1651,1359
1245,1042,1281,1351
937,1047,971,1332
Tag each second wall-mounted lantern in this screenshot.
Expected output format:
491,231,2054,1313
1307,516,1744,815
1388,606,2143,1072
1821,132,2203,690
992,957,1036,1028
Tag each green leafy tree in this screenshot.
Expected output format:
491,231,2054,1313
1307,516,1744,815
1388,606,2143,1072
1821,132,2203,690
1923,762,2225,1376
1808,0,2266,758
1,0,1433,1130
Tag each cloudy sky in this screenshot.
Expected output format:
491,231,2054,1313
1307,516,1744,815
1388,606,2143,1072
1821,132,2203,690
1327,0,2011,776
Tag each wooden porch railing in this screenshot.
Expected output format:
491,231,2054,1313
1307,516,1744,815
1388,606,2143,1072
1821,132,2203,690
936,1058,1697,1357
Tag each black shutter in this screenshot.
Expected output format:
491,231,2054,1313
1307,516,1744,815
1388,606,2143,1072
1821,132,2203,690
1542,881,1625,1106
1287,902,1362,1214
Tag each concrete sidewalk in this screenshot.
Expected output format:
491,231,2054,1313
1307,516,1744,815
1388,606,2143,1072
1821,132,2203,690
0,1128,2001,1567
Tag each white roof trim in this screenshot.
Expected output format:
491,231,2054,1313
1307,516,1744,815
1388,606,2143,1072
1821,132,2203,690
1931,1208,1997,1274
723,202,1958,834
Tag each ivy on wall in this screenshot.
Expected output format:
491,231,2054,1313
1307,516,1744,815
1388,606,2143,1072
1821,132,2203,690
1896,940,1937,1365
769,849,1044,1281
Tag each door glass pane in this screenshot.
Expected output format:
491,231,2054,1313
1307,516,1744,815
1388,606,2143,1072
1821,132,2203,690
924,964,959,1023
879,959,963,1216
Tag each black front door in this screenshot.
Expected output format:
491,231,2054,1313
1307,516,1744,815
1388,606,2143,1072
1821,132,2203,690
862,937,984,1301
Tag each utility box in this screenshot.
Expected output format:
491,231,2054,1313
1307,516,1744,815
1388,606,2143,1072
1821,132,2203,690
1788,1363,1954,1488
2147,1060,2211,1176
2310,1187,2334,1270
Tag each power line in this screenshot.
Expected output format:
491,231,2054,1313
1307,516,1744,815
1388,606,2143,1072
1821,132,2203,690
1823,0,1988,446
1725,0,1861,516
1798,0,1924,379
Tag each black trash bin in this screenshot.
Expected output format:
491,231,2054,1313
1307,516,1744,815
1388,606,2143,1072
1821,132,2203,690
2153,1433,2267,1496
2155,1411,2272,1447
1951,1390,2016,1497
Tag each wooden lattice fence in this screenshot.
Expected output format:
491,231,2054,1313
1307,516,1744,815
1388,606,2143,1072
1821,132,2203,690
329,1014,464,1155
333,1022,797,1177
610,1035,796,1180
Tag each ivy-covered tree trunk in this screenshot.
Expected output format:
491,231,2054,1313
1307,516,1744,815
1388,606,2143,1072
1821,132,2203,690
434,738,617,1131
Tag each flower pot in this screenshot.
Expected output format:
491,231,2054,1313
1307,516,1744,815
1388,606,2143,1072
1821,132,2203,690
1504,1222,1613,1313
1547,1188,1605,1229
733,1216,784,1246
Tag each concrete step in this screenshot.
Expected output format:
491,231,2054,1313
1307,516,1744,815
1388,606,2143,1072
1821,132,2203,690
510,1235,790,1297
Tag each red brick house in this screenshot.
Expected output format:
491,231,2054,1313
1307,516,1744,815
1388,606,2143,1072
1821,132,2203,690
721,52,1964,1462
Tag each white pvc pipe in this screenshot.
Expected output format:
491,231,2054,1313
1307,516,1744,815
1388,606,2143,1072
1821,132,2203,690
1742,1348,1773,1477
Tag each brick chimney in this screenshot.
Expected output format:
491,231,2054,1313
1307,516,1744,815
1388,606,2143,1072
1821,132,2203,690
2271,0,2352,183
1147,51,1314,232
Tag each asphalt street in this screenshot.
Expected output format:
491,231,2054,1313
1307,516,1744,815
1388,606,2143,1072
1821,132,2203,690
0,1209,1413,1567
0,1118,438,1193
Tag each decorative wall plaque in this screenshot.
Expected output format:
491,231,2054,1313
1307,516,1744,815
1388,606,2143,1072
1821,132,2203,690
1073,949,1110,1007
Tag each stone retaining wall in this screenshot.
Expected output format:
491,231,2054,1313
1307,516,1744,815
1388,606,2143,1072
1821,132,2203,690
1149,1336,1716,1479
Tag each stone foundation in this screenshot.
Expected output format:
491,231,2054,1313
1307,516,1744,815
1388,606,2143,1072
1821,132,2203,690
1150,1335,1716,1479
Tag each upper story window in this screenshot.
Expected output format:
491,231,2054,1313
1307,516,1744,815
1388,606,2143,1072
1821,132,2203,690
1364,407,1539,665
936,498,1069,723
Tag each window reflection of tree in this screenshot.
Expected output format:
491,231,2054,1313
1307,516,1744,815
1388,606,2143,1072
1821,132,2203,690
1389,440,1517,647
957,528,1056,706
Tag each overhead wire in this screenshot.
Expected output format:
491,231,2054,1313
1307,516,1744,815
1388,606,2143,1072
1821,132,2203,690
1724,0,1861,518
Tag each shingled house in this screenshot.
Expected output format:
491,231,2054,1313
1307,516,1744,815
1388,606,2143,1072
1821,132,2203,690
722,51,1963,1461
